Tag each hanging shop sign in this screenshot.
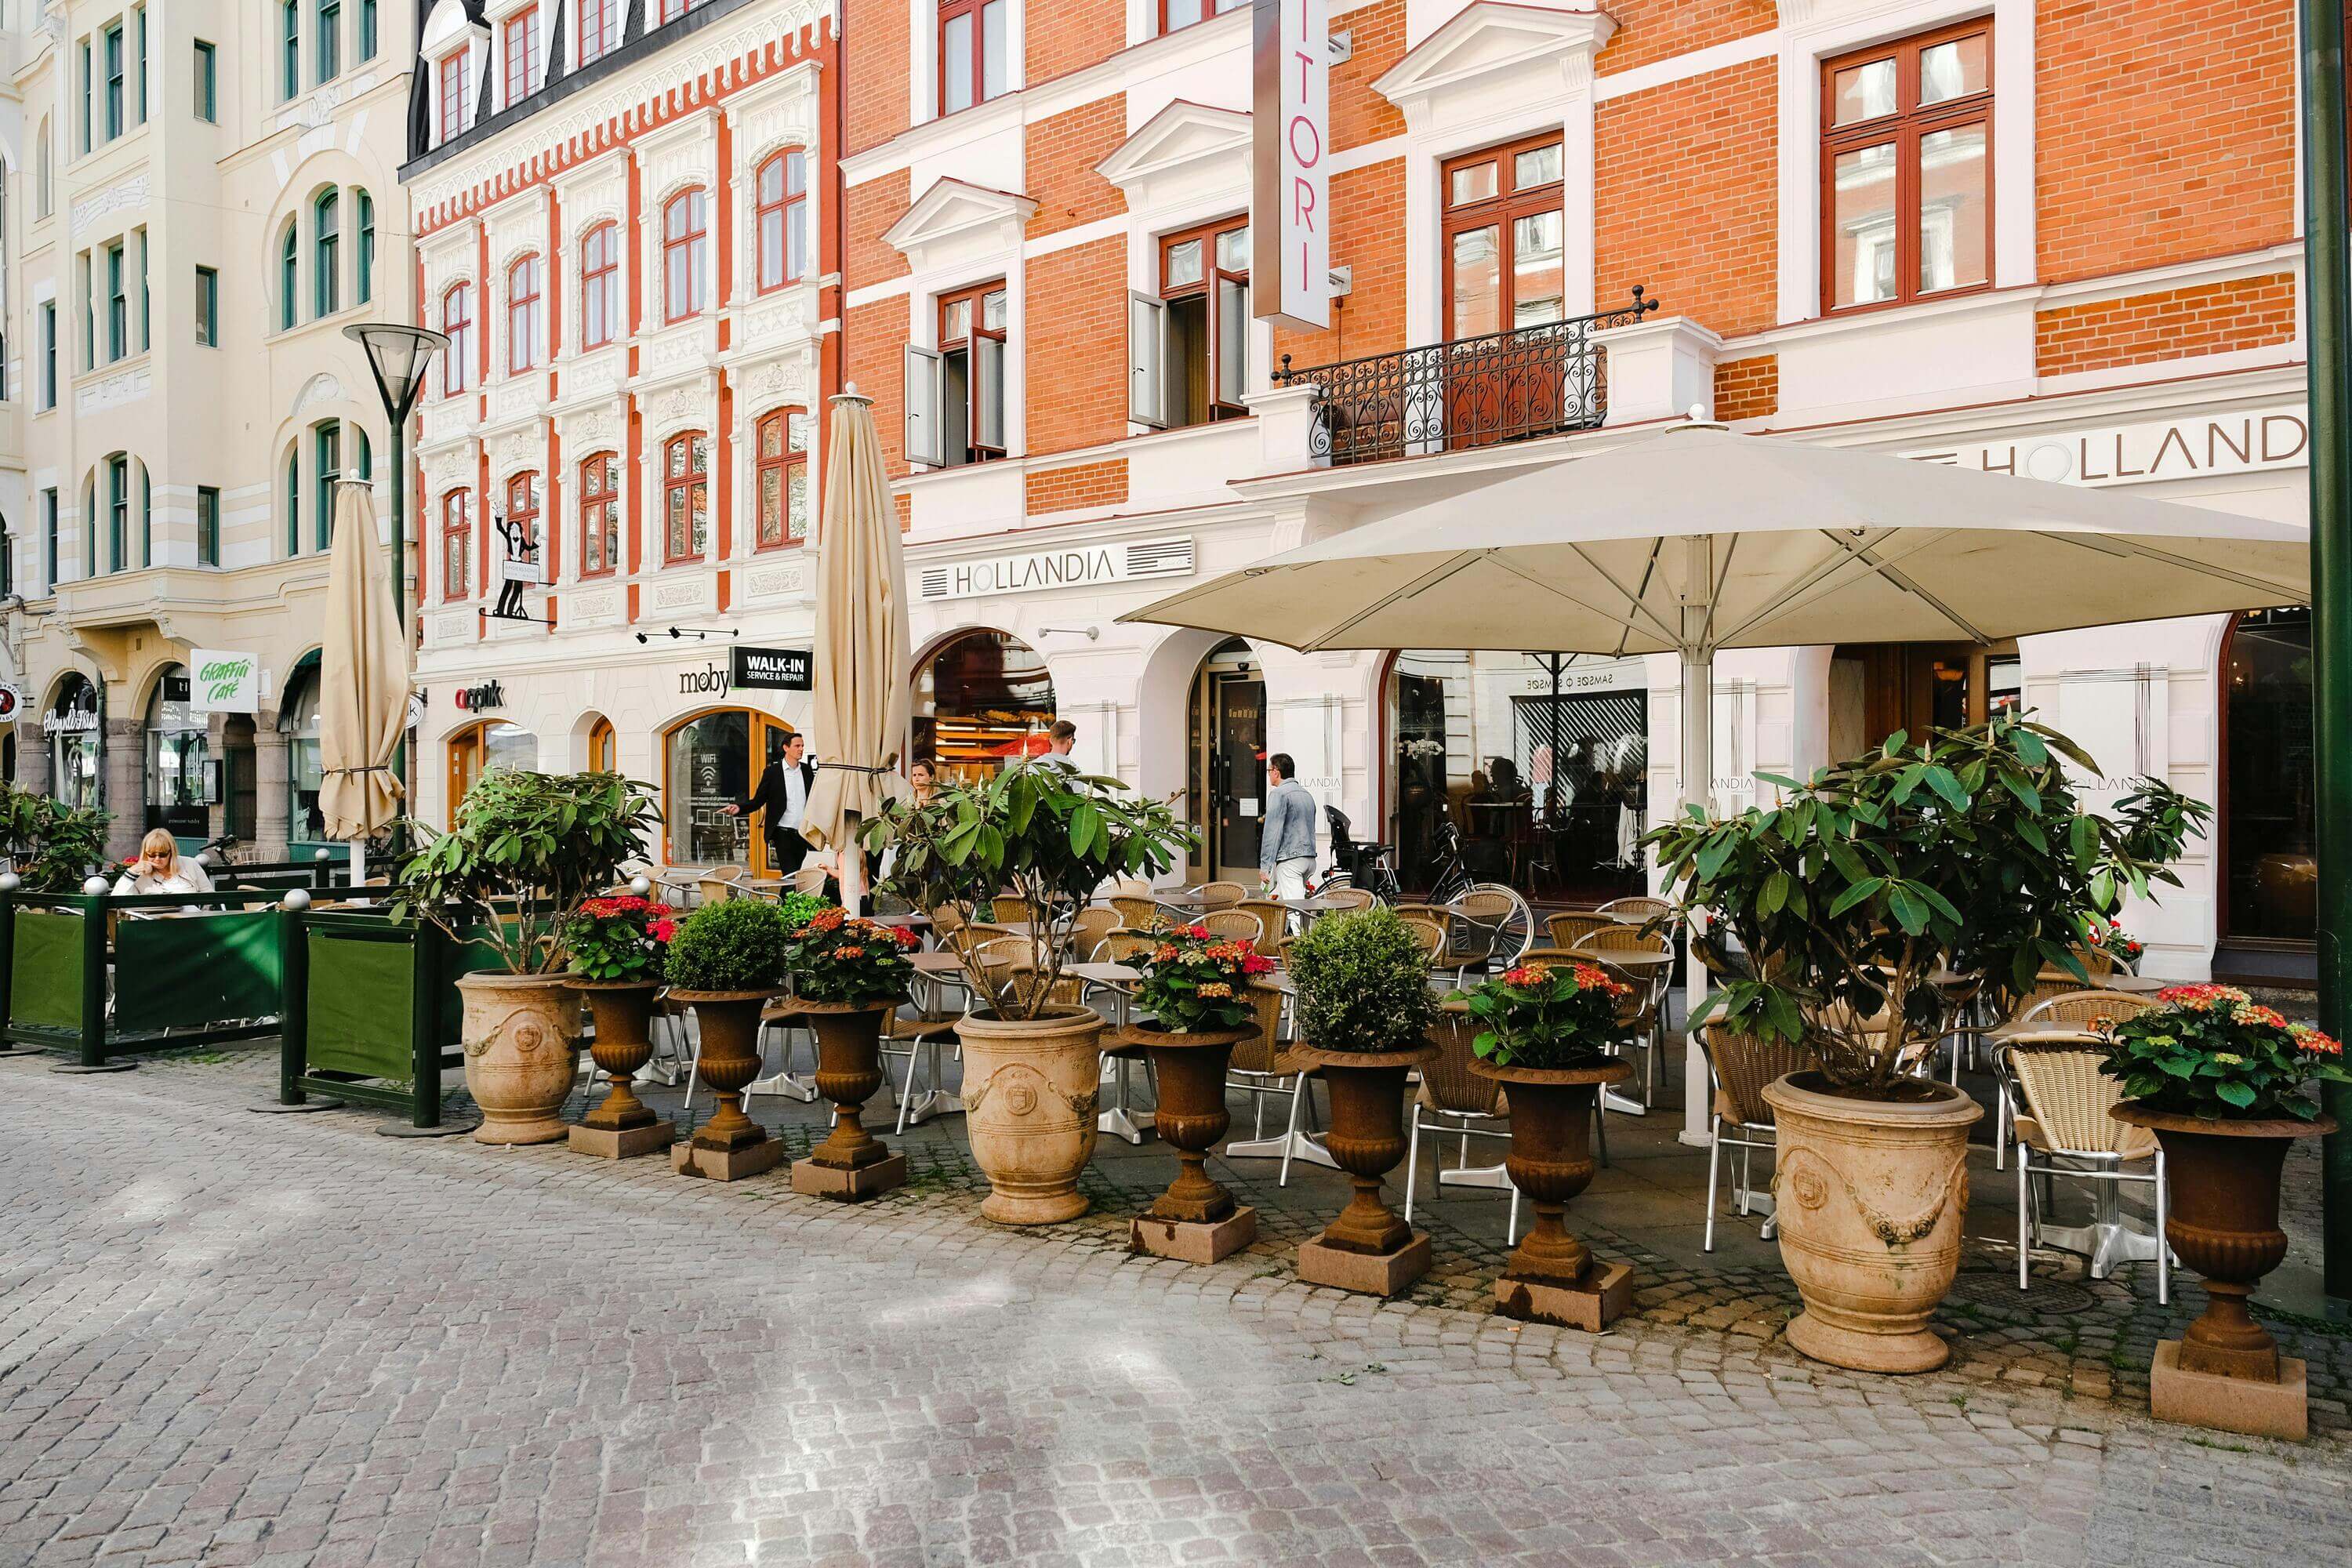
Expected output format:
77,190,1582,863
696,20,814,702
1253,0,1330,330
731,646,814,692
917,536,1196,602
188,649,261,715
453,679,506,711
0,684,20,723
1910,405,2310,489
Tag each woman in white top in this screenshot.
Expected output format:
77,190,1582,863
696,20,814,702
113,828,215,898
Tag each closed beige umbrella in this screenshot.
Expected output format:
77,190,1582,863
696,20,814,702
802,387,912,910
318,475,408,880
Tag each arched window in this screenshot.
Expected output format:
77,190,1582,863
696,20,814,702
285,444,302,557
442,283,474,393
356,426,373,481
755,407,810,549
662,432,708,562
441,488,471,600
146,662,209,836
662,187,706,323
280,222,299,330
356,190,376,304
105,452,129,573
506,253,541,373
311,422,341,550
314,189,340,317
579,451,619,576
756,149,807,292
579,223,619,349
587,717,616,772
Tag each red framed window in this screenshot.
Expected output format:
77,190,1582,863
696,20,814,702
755,407,811,549
1133,216,1250,429
579,222,619,349
577,0,615,64
662,431,709,562
504,472,541,568
657,0,695,24
437,49,468,144
441,488,471,600
756,149,808,292
1441,132,1566,339
661,187,706,323
1820,20,1992,313
506,254,541,372
938,0,1006,116
1159,0,1243,34
501,10,538,107
441,282,474,394
579,451,619,575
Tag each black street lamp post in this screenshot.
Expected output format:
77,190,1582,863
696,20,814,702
343,323,448,808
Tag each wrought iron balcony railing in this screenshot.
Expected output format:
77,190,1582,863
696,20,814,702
1273,288,1659,466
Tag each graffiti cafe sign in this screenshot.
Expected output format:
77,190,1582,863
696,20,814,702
189,649,260,715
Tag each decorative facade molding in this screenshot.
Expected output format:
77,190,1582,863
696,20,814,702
1096,100,1252,198
1372,2,1618,112
884,178,1038,270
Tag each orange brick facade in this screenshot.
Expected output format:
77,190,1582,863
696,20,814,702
847,168,912,287
1273,161,1408,372
1027,0,1127,88
1594,0,1775,75
1023,238,1131,458
842,0,909,155
1024,459,1131,515
1713,355,1779,424
1025,98,1129,238
2034,273,2300,378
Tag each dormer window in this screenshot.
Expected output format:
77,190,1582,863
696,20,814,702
436,48,470,146
578,0,618,64
502,9,539,107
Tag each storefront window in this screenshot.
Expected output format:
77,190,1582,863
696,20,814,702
2223,608,2314,943
281,665,324,840
46,674,103,814
913,630,1055,784
446,720,540,826
145,663,209,837
1385,651,1648,902
666,710,754,866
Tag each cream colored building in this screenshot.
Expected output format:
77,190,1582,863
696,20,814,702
1,0,418,862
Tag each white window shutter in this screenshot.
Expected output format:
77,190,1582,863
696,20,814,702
1217,276,1250,407
974,336,1005,451
904,343,943,466
1128,291,1166,427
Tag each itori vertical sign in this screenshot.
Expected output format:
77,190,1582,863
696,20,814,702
1254,0,1330,330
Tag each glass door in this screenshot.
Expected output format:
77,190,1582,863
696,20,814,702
1210,673,1266,884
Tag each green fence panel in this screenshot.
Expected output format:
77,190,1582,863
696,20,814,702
11,911,84,1030
307,931,417,1082
114,911,284,1033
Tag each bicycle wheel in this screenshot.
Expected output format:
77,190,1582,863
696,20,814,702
1467,882,1534,967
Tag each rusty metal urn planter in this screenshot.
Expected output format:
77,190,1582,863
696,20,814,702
787,1000,908,1200
958,1005,1107,1225
568,980,673,1159
1292,1041,1440,1295
1471,1058,1635,1329
456,973,582,1145
670,989,785,1181
1126,1025,1257,1263
2114,1105,2337,1439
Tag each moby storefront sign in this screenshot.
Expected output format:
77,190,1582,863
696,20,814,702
189,649,260,715
1253,0,1329,330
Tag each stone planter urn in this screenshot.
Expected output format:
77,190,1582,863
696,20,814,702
1126,1025,1257,1264
670,989,784,1181
2114,1104,2338,1439
1471,1058,1635,1330
456,972,582,1145
957,1006,1106,1225
787,1000,908,1201
568,979,673,1160
1292,1040,1440,1297
1762,1070,1982,1374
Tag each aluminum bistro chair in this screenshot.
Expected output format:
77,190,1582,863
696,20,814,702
1109,895,1164,931
1544,910,1611,952
1992,989,2156,1167
1573,924,1673,1105
1446,886,1532,985
1403,1011,1517,1237
2002,1032,2169,1301
1192,880,1247,913
1396,913,1452,986
1235,898,1290,958
1068,906,1122,961
696,873,746,906
1223,978,1332,1181
1697,1025,1813,1251
1200,909,1265,949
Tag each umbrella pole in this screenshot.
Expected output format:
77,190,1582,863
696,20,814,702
1676,644,1713,1147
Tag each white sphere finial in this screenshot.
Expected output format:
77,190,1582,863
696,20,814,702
282,887,313,912
82,876,111,897
629,875,653,898
0,872,19,894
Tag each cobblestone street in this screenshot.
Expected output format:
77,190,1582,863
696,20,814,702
2,1047,2347,1568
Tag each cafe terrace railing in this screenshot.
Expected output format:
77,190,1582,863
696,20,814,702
1272,287,1659,466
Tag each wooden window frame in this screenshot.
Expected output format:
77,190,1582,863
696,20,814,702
661,187,707,325
441,282,473,394
754,406,808,551
1151,215,1250,426
579,223,619,349
436,49,466,145
504,470,541,565
937,0,1004,117
938,280,1006,464
441,488,470,601
1439,130,1566,342
506,253,541,373
755,149,808,294
578,451,620,577
578,0,615,64
1817,18,1994,317
662,430,710,564
501,9,538,107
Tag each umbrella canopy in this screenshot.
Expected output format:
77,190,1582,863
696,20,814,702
802,387,913,862
318,477,408,844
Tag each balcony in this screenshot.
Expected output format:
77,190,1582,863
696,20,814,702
1274,290,1659,467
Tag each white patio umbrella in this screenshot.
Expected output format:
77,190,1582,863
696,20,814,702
318,474,408,893
1123,421,2310,1134
801,386,913,914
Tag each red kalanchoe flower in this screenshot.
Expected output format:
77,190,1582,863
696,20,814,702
1185,924,1210,940
649,920,677,943
1242,954,1274,975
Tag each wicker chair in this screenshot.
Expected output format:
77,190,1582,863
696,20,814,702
2021,989,2154,1029
1394,902,1454,938
1697,1025,1815,1251
1069,906,1122,961
1223,978,1324,1184
1403,1011,1517,1236
1396,913,1451,984
695,872,745,906
1573,925,1673,1103
1102,930,1157,964
971,936,1083,1013
1598,895,1672,924
1544,910,1611,952
2001,1032,2169,1303
1201,909,1265,948
1109,895,1163,931
928,902,971,938
1192,880,1247,912
1319,886,1375,912
1236,898,1289,958
991,895,1038,925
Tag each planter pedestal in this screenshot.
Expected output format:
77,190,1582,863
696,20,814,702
670,989,785,1181
958,1007,1107,1225
788,1000,908,1202
1472,1058,1635,1330
1293,1043,1439,1298
456,973,581,1145
569,981,674,1160
2117,1105,2336,1441
1126,1026,1258,1265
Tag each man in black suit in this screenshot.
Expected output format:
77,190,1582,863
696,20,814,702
722,730,815,877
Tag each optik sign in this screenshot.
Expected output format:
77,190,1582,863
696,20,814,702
1254,0,1330,330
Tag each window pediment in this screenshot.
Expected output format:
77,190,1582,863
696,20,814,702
1374,2,1619,111
883,177,1037,270
1097,100,1251,198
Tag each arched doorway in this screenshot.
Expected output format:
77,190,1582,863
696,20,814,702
446,720,539,826
46,673,103,813
143,663,209,840
1184,638,1265,883
662,708,797,869
913,630,1055,785
586,716,616,772
281,655,325,845
220,714,258,844
2218,608,2314,975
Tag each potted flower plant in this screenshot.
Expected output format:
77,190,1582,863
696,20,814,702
1462,956,1636,1326
1649,715,2203,1373
2103,985,2347,1431
1283,906,1443,1294
2089,916,2144,971
562,893,678,1159
0,781,111,893
394,769,660,1145
1124,927,1274,1261
867,760,1192,1225
784,904,923,1200
662,897,792,1180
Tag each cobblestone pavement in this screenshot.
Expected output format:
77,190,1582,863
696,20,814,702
2,1047,2347,1568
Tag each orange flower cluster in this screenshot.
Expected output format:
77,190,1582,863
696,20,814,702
1501,960,1629,997
2155,983,2252,1011
2292,1024,2344,1058
2231,1004,2289,1031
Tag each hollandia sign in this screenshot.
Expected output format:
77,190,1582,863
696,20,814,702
1911,405,2310,488
916,536,1197,602
189,650,260,715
